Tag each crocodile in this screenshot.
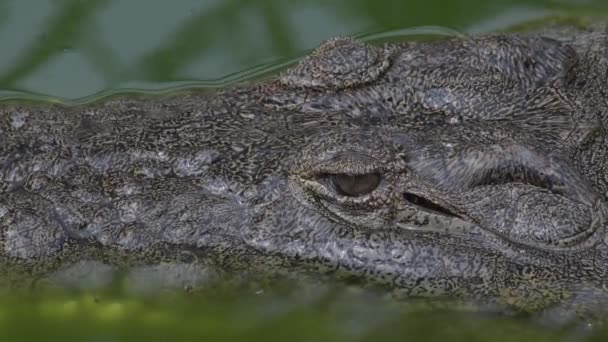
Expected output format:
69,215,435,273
1,21,608,318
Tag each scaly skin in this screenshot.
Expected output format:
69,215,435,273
1,22,608,317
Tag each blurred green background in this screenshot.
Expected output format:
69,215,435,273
0,0,607,100
2,0,608,340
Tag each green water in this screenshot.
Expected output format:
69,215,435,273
2,0,608,340
2,0,607,101
1,287,603,341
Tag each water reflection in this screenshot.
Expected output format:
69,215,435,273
0,0,606,99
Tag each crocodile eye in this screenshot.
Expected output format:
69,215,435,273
331,173,381,196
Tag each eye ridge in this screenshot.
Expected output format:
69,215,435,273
330,173,381,197
471,165,565,195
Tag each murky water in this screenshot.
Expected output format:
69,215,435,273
2,0,608,340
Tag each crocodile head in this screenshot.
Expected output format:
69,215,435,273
217,27,608,315
1,24,607,317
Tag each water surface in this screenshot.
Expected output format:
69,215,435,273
0,0,607,101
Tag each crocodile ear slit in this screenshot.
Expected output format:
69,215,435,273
402,192,459,218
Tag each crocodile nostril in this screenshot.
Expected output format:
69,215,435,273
403,192,459,217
